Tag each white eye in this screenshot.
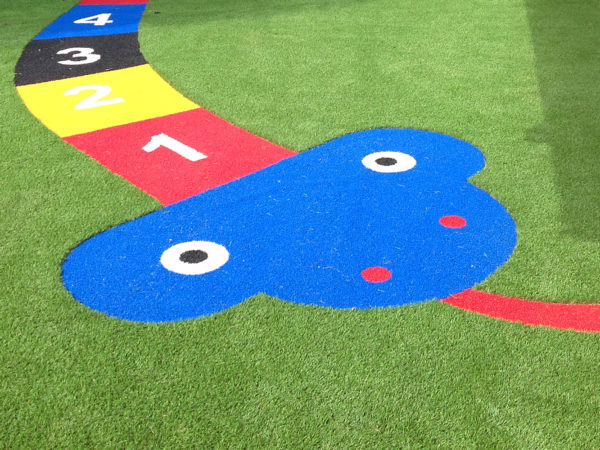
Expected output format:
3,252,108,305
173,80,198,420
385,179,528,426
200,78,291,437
361,151,416,173
160,241,229,275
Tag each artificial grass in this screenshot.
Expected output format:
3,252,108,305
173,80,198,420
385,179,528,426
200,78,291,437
139,0,600,304
1,0,599,446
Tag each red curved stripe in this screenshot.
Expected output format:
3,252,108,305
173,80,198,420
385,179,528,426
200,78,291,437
442,289,600,332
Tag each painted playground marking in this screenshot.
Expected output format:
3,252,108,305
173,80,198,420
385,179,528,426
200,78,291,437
61,128,517,322
14,0,600,330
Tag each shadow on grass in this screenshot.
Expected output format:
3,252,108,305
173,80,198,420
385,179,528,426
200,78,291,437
526,0,600,241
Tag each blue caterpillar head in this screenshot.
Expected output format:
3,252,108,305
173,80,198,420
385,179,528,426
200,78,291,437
62,128,516,322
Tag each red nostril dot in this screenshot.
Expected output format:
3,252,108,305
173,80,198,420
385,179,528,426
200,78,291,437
439,215,467,228
361,266,392,283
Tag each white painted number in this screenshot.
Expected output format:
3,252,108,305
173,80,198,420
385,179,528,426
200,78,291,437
73,13,114,26
142,134,207,162
57,47,101,65
64,85,125,110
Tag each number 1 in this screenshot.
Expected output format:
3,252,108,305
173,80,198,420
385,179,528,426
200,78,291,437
142,134,207,162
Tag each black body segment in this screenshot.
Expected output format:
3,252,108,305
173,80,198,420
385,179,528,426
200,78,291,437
15,33,146,86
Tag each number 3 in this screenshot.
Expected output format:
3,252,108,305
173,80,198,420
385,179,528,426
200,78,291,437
64,85,125,110
57,48,101,66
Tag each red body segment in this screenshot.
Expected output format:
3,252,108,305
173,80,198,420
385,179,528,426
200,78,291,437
64,108,295,205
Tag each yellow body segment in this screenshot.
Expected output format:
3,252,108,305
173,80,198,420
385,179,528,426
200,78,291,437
16,64,198,137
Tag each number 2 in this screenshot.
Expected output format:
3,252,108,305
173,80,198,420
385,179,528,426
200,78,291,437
64,85,125,110
57,48,101,66
73,13,114,27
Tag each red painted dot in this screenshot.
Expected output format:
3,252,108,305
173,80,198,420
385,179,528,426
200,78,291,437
361,266,392,283
439,215,467,228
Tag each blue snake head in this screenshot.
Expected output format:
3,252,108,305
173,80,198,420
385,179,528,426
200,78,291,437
62,128,517,322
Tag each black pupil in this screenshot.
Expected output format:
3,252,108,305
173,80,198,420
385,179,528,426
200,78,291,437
179,250,208,264
375,157,397,166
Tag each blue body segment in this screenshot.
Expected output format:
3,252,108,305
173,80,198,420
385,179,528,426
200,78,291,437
34,4,146,40
62,129,517,322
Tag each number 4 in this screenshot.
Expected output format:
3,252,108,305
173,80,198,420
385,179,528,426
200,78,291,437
143,134,207,162
74,13,114,26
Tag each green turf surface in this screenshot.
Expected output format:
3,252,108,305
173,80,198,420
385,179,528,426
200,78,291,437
1,0,599,446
